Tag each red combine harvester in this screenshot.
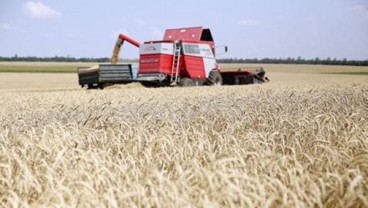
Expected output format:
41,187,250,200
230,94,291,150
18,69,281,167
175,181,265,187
77,26,268,88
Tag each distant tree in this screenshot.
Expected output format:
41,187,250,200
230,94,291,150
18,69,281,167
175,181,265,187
342,58,347,65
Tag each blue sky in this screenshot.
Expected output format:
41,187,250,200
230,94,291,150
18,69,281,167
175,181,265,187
0,0,367,60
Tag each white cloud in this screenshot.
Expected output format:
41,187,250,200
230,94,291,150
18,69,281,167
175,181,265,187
111,28,129,38
148,26,163,39
350,5,368,14
0,23,11,30
349,5,368,21
24,1,61,18
238,19,260,26
135,19,146,25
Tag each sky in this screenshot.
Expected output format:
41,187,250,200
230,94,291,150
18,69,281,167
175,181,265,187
0,0,367,60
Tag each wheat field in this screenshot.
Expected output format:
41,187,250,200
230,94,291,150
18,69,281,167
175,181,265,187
0,68,367,207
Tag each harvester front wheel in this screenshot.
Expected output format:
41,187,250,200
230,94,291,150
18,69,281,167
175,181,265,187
206,70,222,86
179,78,194,87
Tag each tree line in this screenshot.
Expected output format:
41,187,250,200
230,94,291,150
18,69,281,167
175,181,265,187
0,55,367,66
218,57,368,66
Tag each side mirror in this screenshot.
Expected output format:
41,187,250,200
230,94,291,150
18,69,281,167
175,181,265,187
214,45,228,56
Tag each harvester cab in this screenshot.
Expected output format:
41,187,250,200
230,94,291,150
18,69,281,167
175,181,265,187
137,27,220,86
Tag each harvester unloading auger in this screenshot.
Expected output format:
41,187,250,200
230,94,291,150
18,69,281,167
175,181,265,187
77,26,269,89
111,34,140,64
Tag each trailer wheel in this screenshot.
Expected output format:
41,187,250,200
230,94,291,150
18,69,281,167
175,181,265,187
179,78,194,87
206,70,222,86
98,83,105,89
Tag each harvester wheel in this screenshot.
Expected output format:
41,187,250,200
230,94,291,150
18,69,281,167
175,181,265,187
206,70,222,86
140,82,159,88
179,78,194,87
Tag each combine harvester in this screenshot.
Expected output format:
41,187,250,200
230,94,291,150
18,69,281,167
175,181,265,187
78,26,268,89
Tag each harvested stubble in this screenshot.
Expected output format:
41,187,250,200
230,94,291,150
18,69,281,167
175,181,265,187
0,83,367,207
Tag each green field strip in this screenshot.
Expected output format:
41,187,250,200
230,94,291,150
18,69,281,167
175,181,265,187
323,71,368,75
0,65,77,73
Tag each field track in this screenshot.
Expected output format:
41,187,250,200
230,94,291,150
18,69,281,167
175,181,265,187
0,62,367,90
0,71,367,91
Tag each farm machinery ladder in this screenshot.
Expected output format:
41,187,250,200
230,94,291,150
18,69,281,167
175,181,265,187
170,41,181,85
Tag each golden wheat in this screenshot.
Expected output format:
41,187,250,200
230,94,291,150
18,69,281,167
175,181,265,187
0,80,367,207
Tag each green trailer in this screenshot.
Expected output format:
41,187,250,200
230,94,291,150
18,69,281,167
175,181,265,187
77,64,137,89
